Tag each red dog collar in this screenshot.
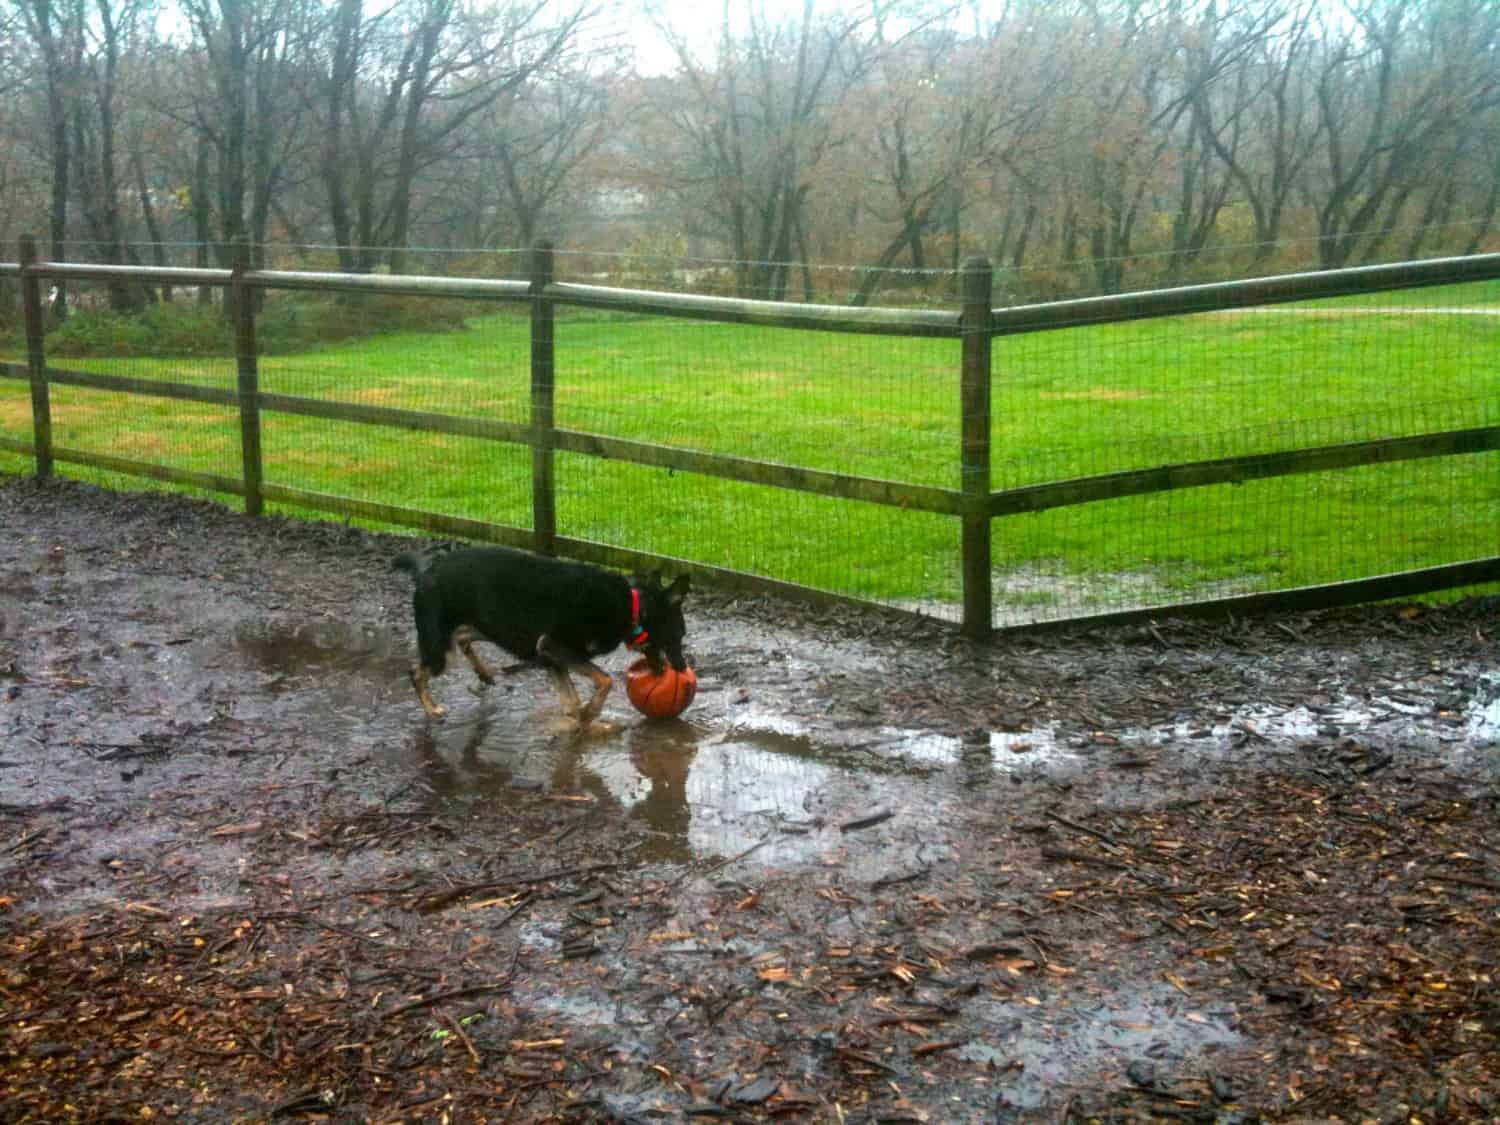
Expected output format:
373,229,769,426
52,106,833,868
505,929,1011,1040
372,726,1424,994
628,587,650,648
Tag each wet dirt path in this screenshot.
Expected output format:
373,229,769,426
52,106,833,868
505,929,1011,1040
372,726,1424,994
2,477,1498,1122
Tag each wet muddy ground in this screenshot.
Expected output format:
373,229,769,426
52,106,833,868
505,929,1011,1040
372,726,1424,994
2,476,1498,1123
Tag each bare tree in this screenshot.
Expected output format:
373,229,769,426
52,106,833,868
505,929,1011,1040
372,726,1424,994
120,48,195,297
1192,0,1322,270
1163,3,1285,281
645,0,892,300
467,65,614,251
1307,0,1500,269
848,35,960,302
71,0,150,310
0,7,23,96
1373,0,1500,262
847,4,1062,305
16,0,85,315
1060,0,1269,294
1453,101,1500,256
410,62,616,254
0,10,30,315
309,0,587,274
179,0,311,270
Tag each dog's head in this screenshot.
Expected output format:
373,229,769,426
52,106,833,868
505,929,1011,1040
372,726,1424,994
634,570,691,673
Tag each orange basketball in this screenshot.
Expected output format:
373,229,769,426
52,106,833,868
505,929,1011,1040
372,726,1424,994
625,658,697,719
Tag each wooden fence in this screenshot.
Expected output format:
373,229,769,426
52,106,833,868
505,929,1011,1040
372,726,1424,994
3,235,1499,636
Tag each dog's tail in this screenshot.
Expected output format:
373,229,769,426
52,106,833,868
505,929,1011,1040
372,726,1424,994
394,551,427,580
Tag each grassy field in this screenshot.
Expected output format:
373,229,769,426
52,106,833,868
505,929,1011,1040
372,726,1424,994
1,280,1496,619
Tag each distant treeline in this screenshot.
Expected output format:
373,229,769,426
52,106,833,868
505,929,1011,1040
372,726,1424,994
2,0,1497,309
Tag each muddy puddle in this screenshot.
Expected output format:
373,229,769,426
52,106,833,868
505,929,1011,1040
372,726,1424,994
963,985,1242,1111
1469,673,1500,745
211,616,1500,883
13,574,1497,879
216,617,1085,876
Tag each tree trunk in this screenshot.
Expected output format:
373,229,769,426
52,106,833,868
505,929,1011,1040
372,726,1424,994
131,148,169,302
194,135,215,306
28,0,79,320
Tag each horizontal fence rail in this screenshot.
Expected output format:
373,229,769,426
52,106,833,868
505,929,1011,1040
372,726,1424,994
3,238,1498,634
988,252,1500,334
547,280,961,338
988,427,1500,517
0,358,966,513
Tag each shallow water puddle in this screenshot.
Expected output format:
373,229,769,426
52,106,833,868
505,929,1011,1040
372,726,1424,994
512,964,1242,1113
230,621,413,727
967,983,1242,1110
226,625,1500,875
396,701,1078,871
714,704,1072,772
235,619,401,675
1469,674,1500,746
403,710,957,871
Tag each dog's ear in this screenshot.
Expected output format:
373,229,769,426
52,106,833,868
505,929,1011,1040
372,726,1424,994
666,573,690,605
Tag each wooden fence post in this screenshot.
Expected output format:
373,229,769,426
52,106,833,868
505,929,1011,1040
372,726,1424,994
530,241,557,555
19,236,53,479
230,236,264,516
960,256,993,639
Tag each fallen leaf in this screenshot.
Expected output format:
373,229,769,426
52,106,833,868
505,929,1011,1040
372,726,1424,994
210,821,262,837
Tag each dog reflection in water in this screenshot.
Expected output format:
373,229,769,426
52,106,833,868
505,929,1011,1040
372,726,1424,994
412,712,700,864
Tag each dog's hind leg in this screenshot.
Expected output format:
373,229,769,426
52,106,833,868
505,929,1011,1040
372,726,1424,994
410,587,451,718
461,641,496,685
411,663,445,718
454,629,496,686
546,664,582,719
537,635,613,726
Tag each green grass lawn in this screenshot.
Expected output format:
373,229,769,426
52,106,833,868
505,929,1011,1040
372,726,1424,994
1,280,1496,620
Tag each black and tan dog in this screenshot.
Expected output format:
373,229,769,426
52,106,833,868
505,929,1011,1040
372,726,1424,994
394,547,690,724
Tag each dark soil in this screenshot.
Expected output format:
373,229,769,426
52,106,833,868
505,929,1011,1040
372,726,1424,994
2,475,1498,1123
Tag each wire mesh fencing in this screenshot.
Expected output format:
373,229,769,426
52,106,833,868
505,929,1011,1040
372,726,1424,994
0,270,243,493
549,311,960,606
984,276,1500,625
2,242,1497,632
